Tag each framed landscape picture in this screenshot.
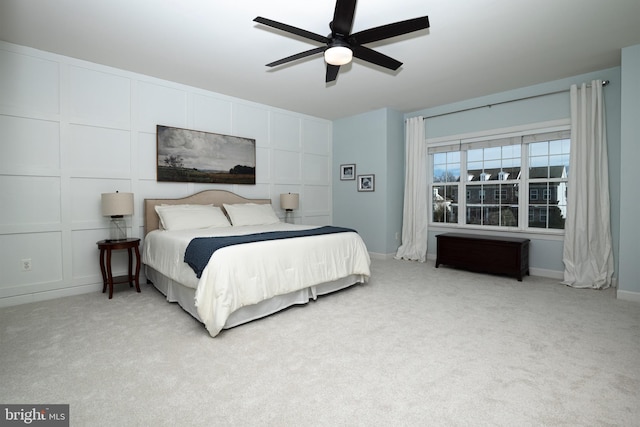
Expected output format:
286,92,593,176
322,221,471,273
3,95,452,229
156,125,256,184
357,174,375,192
340,163,356,180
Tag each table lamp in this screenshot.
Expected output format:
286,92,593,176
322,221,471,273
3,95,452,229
280,193,299,224
101,191,134,241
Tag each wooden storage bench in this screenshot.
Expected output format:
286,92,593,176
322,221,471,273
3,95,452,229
435,233,530,281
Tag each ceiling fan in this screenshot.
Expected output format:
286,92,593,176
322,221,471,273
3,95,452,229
253,0,430,83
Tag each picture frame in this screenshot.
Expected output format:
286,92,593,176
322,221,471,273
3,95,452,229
357,174,375,192
340,163,356,180
156,125,256,184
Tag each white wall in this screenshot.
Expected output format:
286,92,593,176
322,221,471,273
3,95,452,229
0,42,333,306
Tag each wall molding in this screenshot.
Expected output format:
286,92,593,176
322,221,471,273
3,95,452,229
0,41,332,305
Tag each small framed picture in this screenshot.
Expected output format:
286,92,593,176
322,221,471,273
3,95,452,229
340,164,356,180
357,174,375,192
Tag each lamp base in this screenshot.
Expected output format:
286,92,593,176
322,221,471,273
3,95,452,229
109,216,127,241
284,210,294,224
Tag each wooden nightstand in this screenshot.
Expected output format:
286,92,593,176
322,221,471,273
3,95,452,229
97,238,141,299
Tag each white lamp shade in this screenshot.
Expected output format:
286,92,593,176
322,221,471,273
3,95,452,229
324,46,352,66
280,193,299,211
101,192,134,217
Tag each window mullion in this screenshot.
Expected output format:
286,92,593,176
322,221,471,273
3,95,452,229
520,143,529,230
459,149,467,225
427,153,434,223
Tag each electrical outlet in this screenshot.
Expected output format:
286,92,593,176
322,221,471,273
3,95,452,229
21,258,32,272
395,232,400,241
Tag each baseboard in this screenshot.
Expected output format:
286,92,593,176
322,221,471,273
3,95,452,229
427,253,564,279
528,267,563,280
616,289,640,303
369,252,396,260
0,283,102,308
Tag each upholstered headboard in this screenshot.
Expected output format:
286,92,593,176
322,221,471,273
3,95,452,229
144,190,271,236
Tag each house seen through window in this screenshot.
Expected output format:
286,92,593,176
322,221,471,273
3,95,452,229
430,128,570,232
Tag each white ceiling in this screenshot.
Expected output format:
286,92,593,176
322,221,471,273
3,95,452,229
2,0,640,120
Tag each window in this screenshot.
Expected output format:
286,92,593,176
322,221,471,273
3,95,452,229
429,128,570,232
432,151,460,224
465,142,520,227
527,136,569,229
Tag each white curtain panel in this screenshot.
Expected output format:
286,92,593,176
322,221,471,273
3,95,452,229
395,116,428,262
562,80,614,289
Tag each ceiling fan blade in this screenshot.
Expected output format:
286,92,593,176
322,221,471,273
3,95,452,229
254,17,328,44
351,16,430,44
326,64,340,82
351,45,402,70
266,46,326,67
330,0,357,36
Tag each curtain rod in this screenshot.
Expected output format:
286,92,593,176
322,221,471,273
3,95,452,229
420,80,609,121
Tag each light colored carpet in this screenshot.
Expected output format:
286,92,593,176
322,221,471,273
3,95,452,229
1,258,639,426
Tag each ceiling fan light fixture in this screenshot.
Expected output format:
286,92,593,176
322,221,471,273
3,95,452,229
324,46,352,66
255,0,430,82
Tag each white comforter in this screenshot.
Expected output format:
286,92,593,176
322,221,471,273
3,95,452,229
143,223,371,336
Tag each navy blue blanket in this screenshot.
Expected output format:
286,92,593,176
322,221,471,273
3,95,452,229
184,226,356,278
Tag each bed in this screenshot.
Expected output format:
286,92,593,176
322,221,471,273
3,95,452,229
142,190,371,337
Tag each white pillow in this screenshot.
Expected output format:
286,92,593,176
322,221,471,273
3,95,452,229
223,203,281,226
155,204,230,231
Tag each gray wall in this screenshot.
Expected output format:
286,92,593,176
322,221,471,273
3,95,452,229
385,109,404,255
332,65,633,288
404,67,623,280
332,108,404,256
619,44,640,298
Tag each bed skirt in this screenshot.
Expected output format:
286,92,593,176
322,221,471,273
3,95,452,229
145,265,365,330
